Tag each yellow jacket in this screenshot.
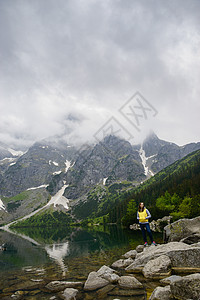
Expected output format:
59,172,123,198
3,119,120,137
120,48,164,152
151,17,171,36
137,208,151,223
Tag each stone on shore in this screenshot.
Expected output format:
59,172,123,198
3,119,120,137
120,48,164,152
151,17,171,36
111,258,133,269
46,281,83,292
96,265,119,283
164,216,200,242
160,275,182,285
170,273,200,300
136,245,144,253
142,255,171,279
149,285,172,300
125,242,190,272
118,276,143,289
122,249,137,259
84,271,109,291
167,247,200,268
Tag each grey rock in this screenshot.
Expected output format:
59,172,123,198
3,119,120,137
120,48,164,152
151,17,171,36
149,285,172,300
180,233,200,245
96,284,115,298
190,242,200,247
96,265,119,283
46,281,83,292
170,273,200,300
61,288,78,300
84,271,109,291
160,275,182,285
118,276,143,289
96,265,115,276
126,242,190,272
111,258,133,269
122,249,137,259
136,245,144,253
164,216,200,242
167,247,200,268
142,255,171,279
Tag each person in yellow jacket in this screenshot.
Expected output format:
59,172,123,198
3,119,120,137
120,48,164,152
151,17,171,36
137,202,157,246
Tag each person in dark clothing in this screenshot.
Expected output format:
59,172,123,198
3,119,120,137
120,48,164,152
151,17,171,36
137,202,157,246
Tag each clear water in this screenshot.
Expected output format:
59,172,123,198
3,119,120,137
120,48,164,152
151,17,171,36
0,226,163,299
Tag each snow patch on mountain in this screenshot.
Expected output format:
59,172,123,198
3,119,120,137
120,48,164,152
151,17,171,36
139,145,154,176
0,199,6,211
8,148,24,157
27,185,48,191
65,160,74,173
48,184,69,209
49,160,59,166
53,170,62,175
103,177,108,185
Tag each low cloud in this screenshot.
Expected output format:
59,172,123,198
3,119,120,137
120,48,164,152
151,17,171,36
0,0,200,148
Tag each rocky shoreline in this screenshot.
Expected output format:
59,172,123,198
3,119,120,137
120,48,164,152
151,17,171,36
1,216,200,299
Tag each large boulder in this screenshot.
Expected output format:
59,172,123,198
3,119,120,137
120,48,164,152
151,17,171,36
118,276,143,289
164,216,200,242
125,242,190,272
149,285,172,300
142,255,171,279
84,271,109,291
170,273,200,300
167,247,200,268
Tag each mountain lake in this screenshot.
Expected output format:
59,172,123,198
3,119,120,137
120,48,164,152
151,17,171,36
0,226,163,299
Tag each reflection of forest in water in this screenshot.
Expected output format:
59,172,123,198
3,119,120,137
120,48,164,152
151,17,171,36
0,226,163,275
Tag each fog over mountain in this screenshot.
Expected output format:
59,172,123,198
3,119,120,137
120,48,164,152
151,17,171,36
0,0,200,148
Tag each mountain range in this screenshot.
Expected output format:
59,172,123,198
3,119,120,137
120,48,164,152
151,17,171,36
0,132,200,225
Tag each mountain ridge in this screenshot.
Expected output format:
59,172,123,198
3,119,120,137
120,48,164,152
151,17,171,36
1,132,200,225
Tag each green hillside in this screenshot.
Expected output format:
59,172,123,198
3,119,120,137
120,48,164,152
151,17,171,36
109,149,200,226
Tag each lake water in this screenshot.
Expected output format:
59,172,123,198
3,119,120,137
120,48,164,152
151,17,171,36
0,226,163,299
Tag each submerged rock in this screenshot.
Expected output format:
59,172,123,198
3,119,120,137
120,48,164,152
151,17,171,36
46,281,83,292
142,255,171,279
108,287,146,297
60,288,78,300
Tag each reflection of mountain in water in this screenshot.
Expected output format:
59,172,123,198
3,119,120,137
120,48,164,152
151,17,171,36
0,230,48,271
1,226,162,275
45,242,70,275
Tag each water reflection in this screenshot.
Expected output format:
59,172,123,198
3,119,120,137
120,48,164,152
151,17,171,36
45,242,70,275
0,226,163,275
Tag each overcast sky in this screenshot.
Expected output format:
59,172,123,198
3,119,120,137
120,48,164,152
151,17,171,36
0,0,200,148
